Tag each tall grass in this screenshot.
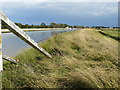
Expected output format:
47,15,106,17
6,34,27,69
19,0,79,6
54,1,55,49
3,29,119,88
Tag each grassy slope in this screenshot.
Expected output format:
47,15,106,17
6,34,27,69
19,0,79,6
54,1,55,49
0,35,1,55
3,29,119,88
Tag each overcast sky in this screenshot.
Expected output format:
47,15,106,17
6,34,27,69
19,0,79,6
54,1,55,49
0,1,118,27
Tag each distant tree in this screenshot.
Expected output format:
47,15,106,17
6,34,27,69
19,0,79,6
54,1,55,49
40,22,46,28
41,22,46,26
46,25,51,28
24,24,29,28
15,23,23,28
113,27,118,29
31,24,34,28
50,22,57,28
61,24,68,28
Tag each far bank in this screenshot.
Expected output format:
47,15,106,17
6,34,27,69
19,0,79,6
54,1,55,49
1,28,76,33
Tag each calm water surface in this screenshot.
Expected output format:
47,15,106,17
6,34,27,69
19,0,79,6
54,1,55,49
2,29,76,57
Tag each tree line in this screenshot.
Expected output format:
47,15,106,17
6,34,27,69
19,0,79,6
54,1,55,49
1,22,119,29
1,22,85,29
14,23,119,29
14,22,75,28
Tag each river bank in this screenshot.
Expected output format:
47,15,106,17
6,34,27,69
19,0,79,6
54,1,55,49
3,29,118,88
1,28,74,33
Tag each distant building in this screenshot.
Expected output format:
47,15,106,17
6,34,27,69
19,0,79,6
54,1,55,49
65,27,69,29
65,27,72,29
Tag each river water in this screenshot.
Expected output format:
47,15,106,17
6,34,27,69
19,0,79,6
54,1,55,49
2,29,76,57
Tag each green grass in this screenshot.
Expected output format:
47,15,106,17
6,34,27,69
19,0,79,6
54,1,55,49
0,35,1,55
3,29,119,88
99,29,119,39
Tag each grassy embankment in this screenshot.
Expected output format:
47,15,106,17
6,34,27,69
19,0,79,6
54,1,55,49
0,35,1,55
3,29,119,88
